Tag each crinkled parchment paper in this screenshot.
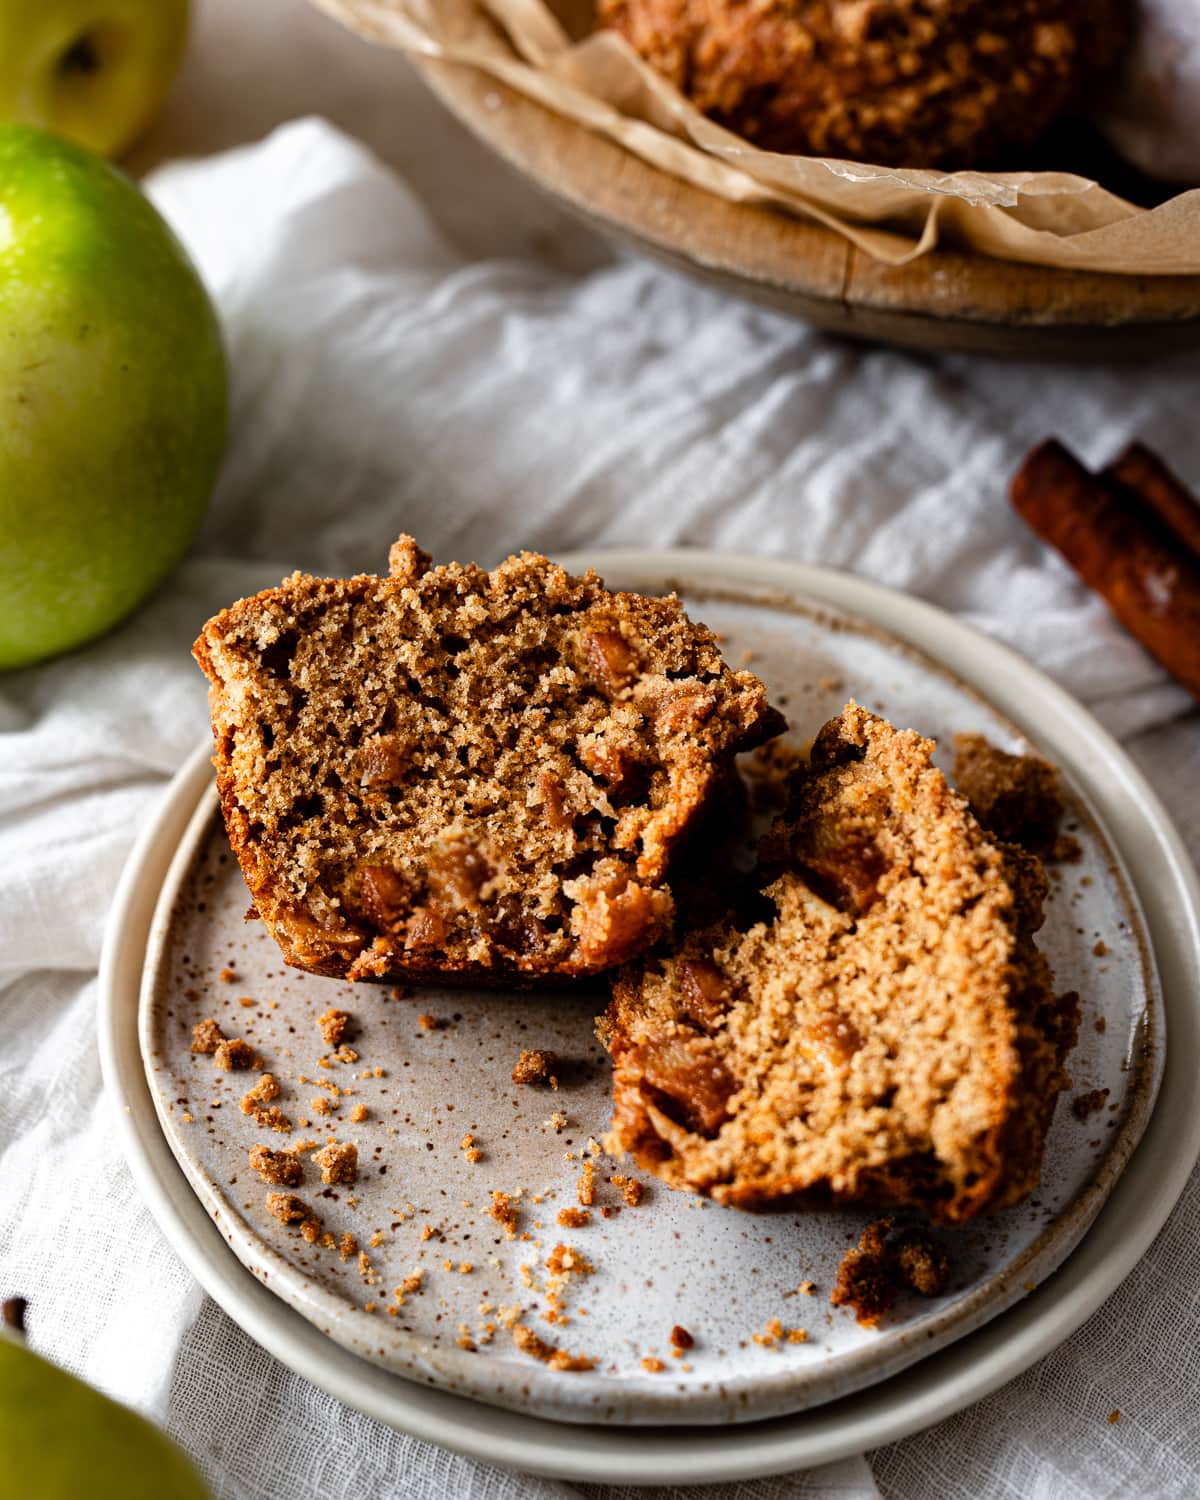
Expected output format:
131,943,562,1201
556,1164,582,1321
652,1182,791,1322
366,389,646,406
313,0,1200,273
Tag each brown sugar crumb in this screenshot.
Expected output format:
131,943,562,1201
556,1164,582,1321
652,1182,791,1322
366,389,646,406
248,1144,302,1187
557,1207,591,1229
219,967,237,983
190,1018,226,1054
511,1323,595,1372
832,1219,952,1327
460,1133,483,1163
417,1014,438,1031
610,1173,645,1207
265,1193,321,1243
339,1232,358,1261
311,1096,336,1116
313,1141,358,1185
512,1049,559,1087
1072,1088,1111,1122
488,1190,520,1238
350,1103,368,1123
318,1008,352,1048
641,1356,666,1373
576,1161,595,1207
669,1325,694,1352
213,1037,255,1071
248,1106,292,1133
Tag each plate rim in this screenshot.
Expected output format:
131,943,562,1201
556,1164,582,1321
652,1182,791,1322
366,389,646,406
99,549,1200,1484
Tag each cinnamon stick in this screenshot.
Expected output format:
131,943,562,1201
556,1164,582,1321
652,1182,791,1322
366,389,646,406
1010,439,1200,702
1103,442,1200,564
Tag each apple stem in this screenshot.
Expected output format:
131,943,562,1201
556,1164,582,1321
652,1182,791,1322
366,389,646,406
2,1297,28,1336
58,34,102,78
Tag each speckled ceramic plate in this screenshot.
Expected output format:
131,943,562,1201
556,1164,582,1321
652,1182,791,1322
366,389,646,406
101,553,1200,1482
133,564,1162,1430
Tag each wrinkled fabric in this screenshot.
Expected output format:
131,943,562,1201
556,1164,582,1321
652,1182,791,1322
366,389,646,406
1,118,1197,1500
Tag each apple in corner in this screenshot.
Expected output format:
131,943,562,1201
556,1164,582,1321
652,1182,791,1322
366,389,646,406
0,0,189,159
0,125,228,670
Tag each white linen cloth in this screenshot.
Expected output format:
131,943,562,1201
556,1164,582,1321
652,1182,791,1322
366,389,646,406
2,116,1199,1500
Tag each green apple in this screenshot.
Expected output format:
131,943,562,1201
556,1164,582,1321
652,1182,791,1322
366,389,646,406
0,124,226,670
0,0,189,159
0,1324,211,1498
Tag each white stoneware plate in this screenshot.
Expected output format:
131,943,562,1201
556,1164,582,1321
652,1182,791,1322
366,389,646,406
99,552,1200,1482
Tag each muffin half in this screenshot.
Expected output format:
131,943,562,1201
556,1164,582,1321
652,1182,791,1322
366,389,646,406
194,537,782,985
602,703,1077,1223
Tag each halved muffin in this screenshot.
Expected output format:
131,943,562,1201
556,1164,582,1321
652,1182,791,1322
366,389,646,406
602,703,1077,1223
193,538,782,984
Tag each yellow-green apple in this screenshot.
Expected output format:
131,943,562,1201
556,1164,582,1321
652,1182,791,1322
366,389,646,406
0,0,189,159
0,125,227,670
1,1306,211,1499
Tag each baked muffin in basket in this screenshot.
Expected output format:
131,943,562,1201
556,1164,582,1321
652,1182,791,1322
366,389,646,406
600,0,1127,168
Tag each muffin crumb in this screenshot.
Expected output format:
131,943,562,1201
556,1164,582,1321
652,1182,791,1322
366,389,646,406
512,1049,559,1087
213,1037,255,1071
190,1018,225,1055
248,1144,302,1187
314,1141,358,1185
